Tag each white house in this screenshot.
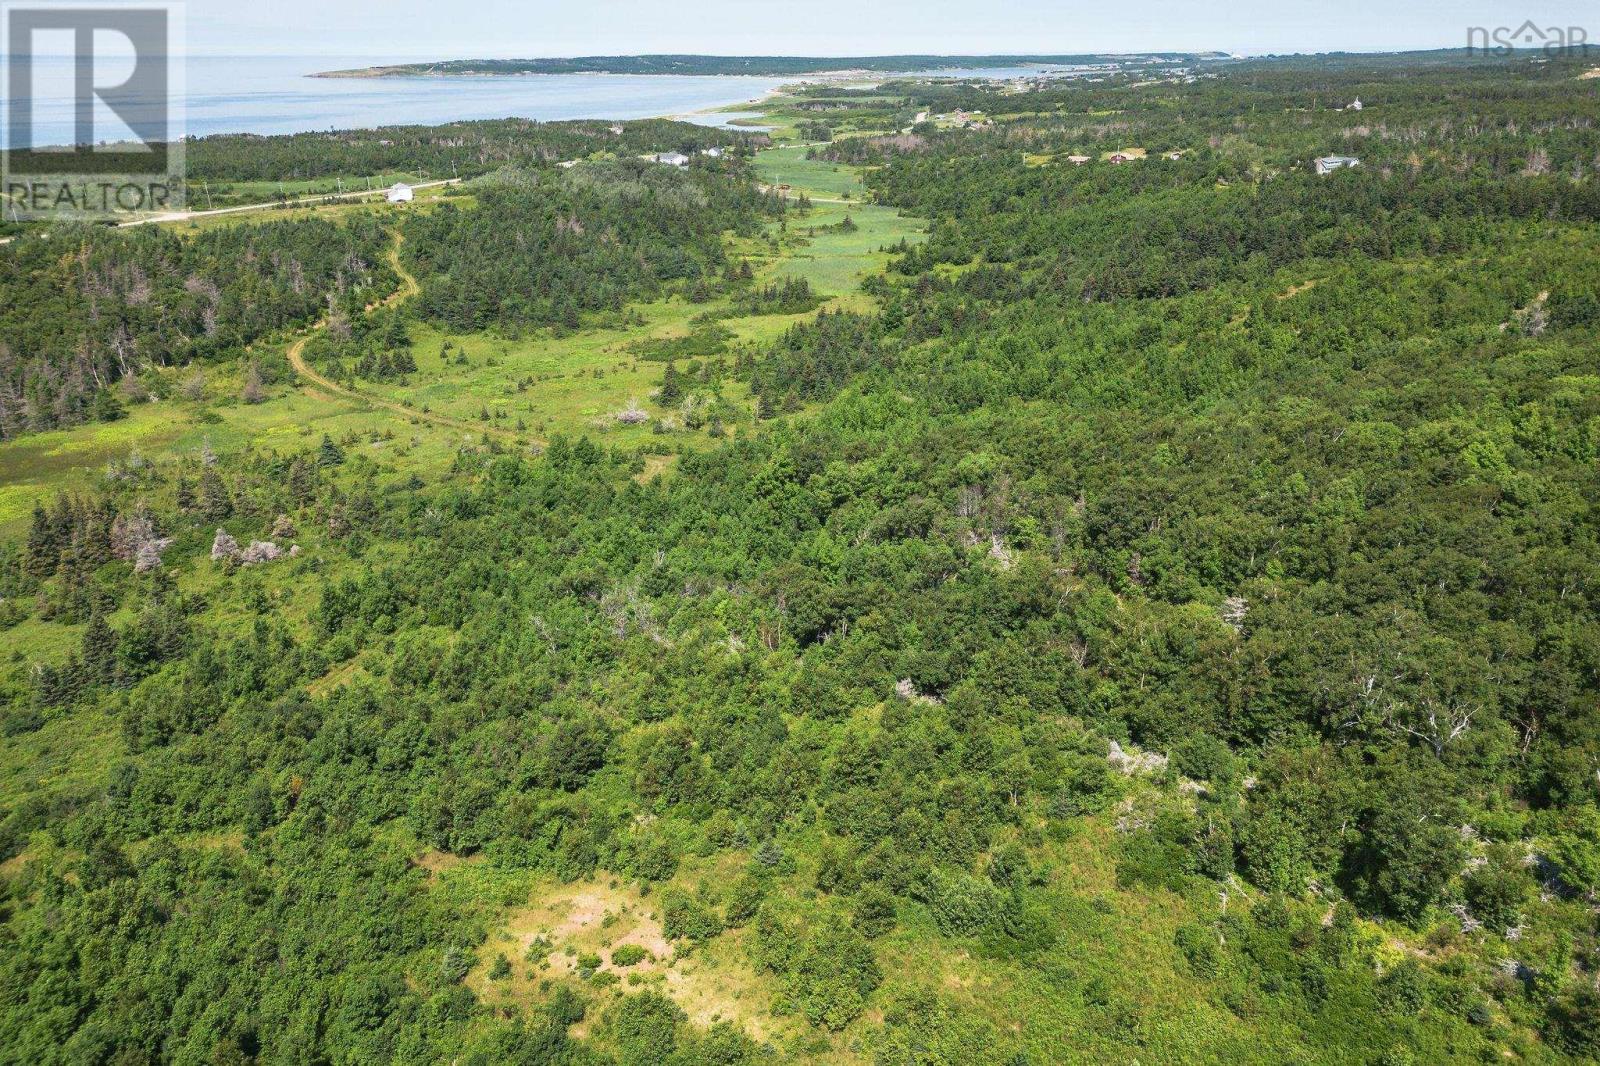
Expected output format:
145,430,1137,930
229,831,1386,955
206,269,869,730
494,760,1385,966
385,182,414,204
653,152,689,167
1314,155,1361,176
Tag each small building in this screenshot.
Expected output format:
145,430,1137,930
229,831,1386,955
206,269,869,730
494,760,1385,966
1314,155,1361,176
653,151,689,167
700,147,724,158
1348,98,1363,111
1066,154,1091,165
385,182,413,204
1163,150,1185,161
1108,152,1132,164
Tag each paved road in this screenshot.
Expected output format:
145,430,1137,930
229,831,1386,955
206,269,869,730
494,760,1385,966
0,178,462,244
120,178,462,228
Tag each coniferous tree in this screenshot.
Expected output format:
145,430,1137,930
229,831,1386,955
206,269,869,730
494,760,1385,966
659,363,684,406
198,467,231,522
81,610,117,687
316,434,345,468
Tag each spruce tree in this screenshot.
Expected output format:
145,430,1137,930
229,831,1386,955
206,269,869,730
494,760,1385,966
317,434,345,467
81,610,118,687
25,503,60,578
659,363,684,406
198,467,231,522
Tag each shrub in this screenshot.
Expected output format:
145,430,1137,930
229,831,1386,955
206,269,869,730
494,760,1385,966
1461,866,1530,933
921,867,1004,937
607,991,684,1066
611,944,651,967
1376,960,1429,1016
660,887,722,942
723,873,766,926
1175,924,1221,977
852,885,898,939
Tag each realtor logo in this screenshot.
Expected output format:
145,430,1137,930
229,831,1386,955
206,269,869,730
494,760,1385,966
2,2,185,219
1467,21,1591,57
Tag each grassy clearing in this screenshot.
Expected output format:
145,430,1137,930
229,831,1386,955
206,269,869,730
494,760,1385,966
0,707,121,818
166,182,461,234
753,146,865,200
193,172,434,208
431,859,822,1059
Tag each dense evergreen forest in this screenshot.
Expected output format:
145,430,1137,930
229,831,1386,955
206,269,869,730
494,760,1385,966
2,48,1600,1065
0,218,393,439
185,119,764,185
401,164,779,333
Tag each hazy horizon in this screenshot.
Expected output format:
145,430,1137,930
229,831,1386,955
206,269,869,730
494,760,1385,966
175,0,1595,59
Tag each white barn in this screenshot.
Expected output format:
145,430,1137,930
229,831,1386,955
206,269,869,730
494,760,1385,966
386,182,414,203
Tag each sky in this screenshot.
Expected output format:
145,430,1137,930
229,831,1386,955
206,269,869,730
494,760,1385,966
181,0,1600,58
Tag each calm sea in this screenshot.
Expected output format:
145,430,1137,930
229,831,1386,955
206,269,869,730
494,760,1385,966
5,54,1082,148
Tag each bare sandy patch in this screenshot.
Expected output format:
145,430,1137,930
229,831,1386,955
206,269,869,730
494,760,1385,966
1277,279,1322,300
412,849,467,879
468,875,783,1043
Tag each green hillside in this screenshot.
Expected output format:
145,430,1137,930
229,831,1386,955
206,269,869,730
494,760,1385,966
2,49,1599,1065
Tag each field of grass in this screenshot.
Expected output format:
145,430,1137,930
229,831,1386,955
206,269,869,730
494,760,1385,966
405,785,1390,1065
0,145,920,542
165,181,463,233
190,171,436,209
753,146,866,200
448,861,801,1053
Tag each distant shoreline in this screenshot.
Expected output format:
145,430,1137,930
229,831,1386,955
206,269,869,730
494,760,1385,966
310,53,1220,79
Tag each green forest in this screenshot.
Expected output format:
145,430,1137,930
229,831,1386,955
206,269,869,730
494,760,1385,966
1,47,1599,1065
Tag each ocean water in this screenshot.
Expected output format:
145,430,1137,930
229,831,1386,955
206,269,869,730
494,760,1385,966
4,54,1090,148
5,54,790,147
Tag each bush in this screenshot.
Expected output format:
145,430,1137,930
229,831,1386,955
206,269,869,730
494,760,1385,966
921,867,1004,937
1376,960,1429,1017
660,887,722,943
1461,866,1530,933
607,991,684,1066
1547,984,1600,1056
852,885,898,939
611,944,651,967
723,873,766,926
1175,924,1221,977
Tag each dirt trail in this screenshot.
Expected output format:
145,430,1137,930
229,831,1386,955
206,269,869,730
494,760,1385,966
284,230,528,444
757,182,854,204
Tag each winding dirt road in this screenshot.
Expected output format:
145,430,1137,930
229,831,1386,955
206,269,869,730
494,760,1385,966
284,231,527,444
